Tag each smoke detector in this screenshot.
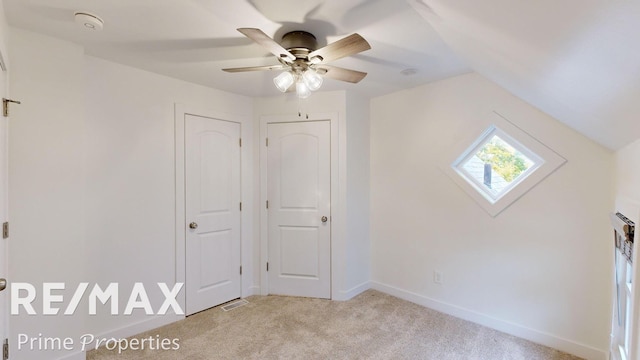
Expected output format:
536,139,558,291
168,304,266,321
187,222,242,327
74,12,104,31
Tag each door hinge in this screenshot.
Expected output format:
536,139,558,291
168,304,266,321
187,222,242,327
3,98,21,117
265,138,269,147
3,338,8,360
239,138,242,147
266,262,269,271
239,202,242,211
2,222,8,239
266,200,269,209
240,266,242,275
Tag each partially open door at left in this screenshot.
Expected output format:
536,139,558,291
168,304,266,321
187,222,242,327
0,45,9,358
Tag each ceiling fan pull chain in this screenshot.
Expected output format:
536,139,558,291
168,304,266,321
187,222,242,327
295,96,309,119
297,96,304,118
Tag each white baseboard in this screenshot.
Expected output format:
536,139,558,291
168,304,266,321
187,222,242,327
371,281,607,360
334,281,371,301
243,285,261,297
86,314,184,352
57,351,86,360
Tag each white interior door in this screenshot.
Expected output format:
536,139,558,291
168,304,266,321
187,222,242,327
267,121,331,299
185,114,241,315
0,51,7,349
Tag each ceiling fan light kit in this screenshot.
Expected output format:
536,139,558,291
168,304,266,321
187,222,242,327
273,71,295,92
302,69,323,91
272,67,323,98
296,81,311,99
224,28,371,99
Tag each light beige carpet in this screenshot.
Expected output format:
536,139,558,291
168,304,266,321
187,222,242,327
88,290,583,359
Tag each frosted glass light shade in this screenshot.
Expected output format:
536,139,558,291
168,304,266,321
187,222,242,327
296,81,311,99
302,69,323,91
273,71,295,92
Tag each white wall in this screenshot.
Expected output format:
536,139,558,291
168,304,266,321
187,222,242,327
9,25,367,358
345,92,371,295
615,138,640,202
84,55,255,335
9,28,254,359
370,73,614,360
9,28,87,360
0,0,7,61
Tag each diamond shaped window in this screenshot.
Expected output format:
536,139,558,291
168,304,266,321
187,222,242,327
454,126,542,204
442,113,566,217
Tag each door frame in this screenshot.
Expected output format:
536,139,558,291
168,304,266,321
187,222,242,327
175,103,253,312
259,113,339,298
0,43,8,347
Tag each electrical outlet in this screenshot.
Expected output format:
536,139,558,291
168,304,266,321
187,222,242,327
434,271,443,284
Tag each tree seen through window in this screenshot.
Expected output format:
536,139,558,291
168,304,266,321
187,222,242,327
475,135,533,183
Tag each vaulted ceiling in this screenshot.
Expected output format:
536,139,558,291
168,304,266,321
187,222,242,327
4,0,639,150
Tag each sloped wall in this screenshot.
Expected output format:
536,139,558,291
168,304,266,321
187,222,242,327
370,72,614,359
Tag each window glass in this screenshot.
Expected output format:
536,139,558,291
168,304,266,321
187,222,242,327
454,127,540,203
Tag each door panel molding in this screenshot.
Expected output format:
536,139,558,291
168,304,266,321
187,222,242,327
259,113,339,298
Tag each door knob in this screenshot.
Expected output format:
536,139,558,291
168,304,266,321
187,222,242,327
0,278,6,291
321,216,328,223
189,222,198,230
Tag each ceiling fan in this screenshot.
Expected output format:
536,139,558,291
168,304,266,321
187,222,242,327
223,28,371,98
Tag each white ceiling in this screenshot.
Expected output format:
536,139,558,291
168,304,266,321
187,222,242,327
4,0,639,150
409,0,640,150
3,0,470,98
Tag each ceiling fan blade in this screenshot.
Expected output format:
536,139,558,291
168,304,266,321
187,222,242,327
222,64,287,72
308,33,371,64
237,28,296,62
316,65,367,83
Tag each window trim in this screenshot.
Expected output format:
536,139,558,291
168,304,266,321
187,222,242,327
441,112,566,217
453,126,542,204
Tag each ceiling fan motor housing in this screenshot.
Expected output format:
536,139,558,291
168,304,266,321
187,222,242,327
281,31,318,58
